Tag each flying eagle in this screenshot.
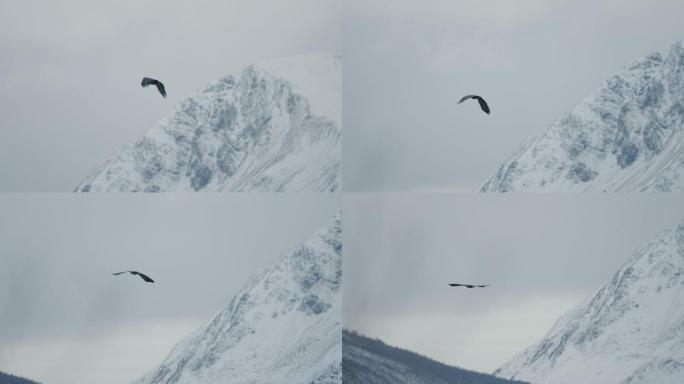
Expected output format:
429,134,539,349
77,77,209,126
141,77,166,98
113,271,155,283
449,283,489,289
458,95,490,114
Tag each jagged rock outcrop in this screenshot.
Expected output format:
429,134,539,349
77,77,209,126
482,42,684,192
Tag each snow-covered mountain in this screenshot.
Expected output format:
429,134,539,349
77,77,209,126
343,330,527,384
76,52,341,192
481,41,684,192
495,222,684,384
134,214,342,384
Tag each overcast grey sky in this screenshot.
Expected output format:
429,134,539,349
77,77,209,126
343,0,684,192
0,194,340,384
0,0,341,192
343,193,684,373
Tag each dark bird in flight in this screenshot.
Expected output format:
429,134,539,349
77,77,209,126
458,95,490,114
113,270,155,283
141,77,166,98
449,283,489,289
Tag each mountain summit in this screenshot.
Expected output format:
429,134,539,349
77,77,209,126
495,222,684,383
76,52,341,192
482,42,684,192
133,214,342,384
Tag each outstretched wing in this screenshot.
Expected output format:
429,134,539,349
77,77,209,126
458,95,476,104
112,271,131,276
141,77,156,87
458,94,490,114
475,96,490,114
449,283,489,288
132,271,155,283
140,77,166,98
155,82,166,97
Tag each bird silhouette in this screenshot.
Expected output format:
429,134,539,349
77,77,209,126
449,283,489,289
141,77,166,98
113,270,155,283
458,95,490,114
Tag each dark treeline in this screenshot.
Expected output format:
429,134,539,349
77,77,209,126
343,329,527,384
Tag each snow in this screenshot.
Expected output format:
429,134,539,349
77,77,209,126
75,52,341,193
133,214,342,384
482,41,684,192
495,222,684,384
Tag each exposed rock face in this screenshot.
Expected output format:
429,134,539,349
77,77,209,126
482,42,684,192
76,52,341,192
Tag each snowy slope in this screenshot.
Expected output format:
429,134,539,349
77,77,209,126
482,42,684,192
495,222,684,384
76,52,341,192
343,330,527,384
133,214,342,384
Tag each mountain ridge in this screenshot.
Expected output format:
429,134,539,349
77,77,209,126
343,330,528,384
133,213,342,384
495,222,684,383
0,371,41,384
482,41,684,192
